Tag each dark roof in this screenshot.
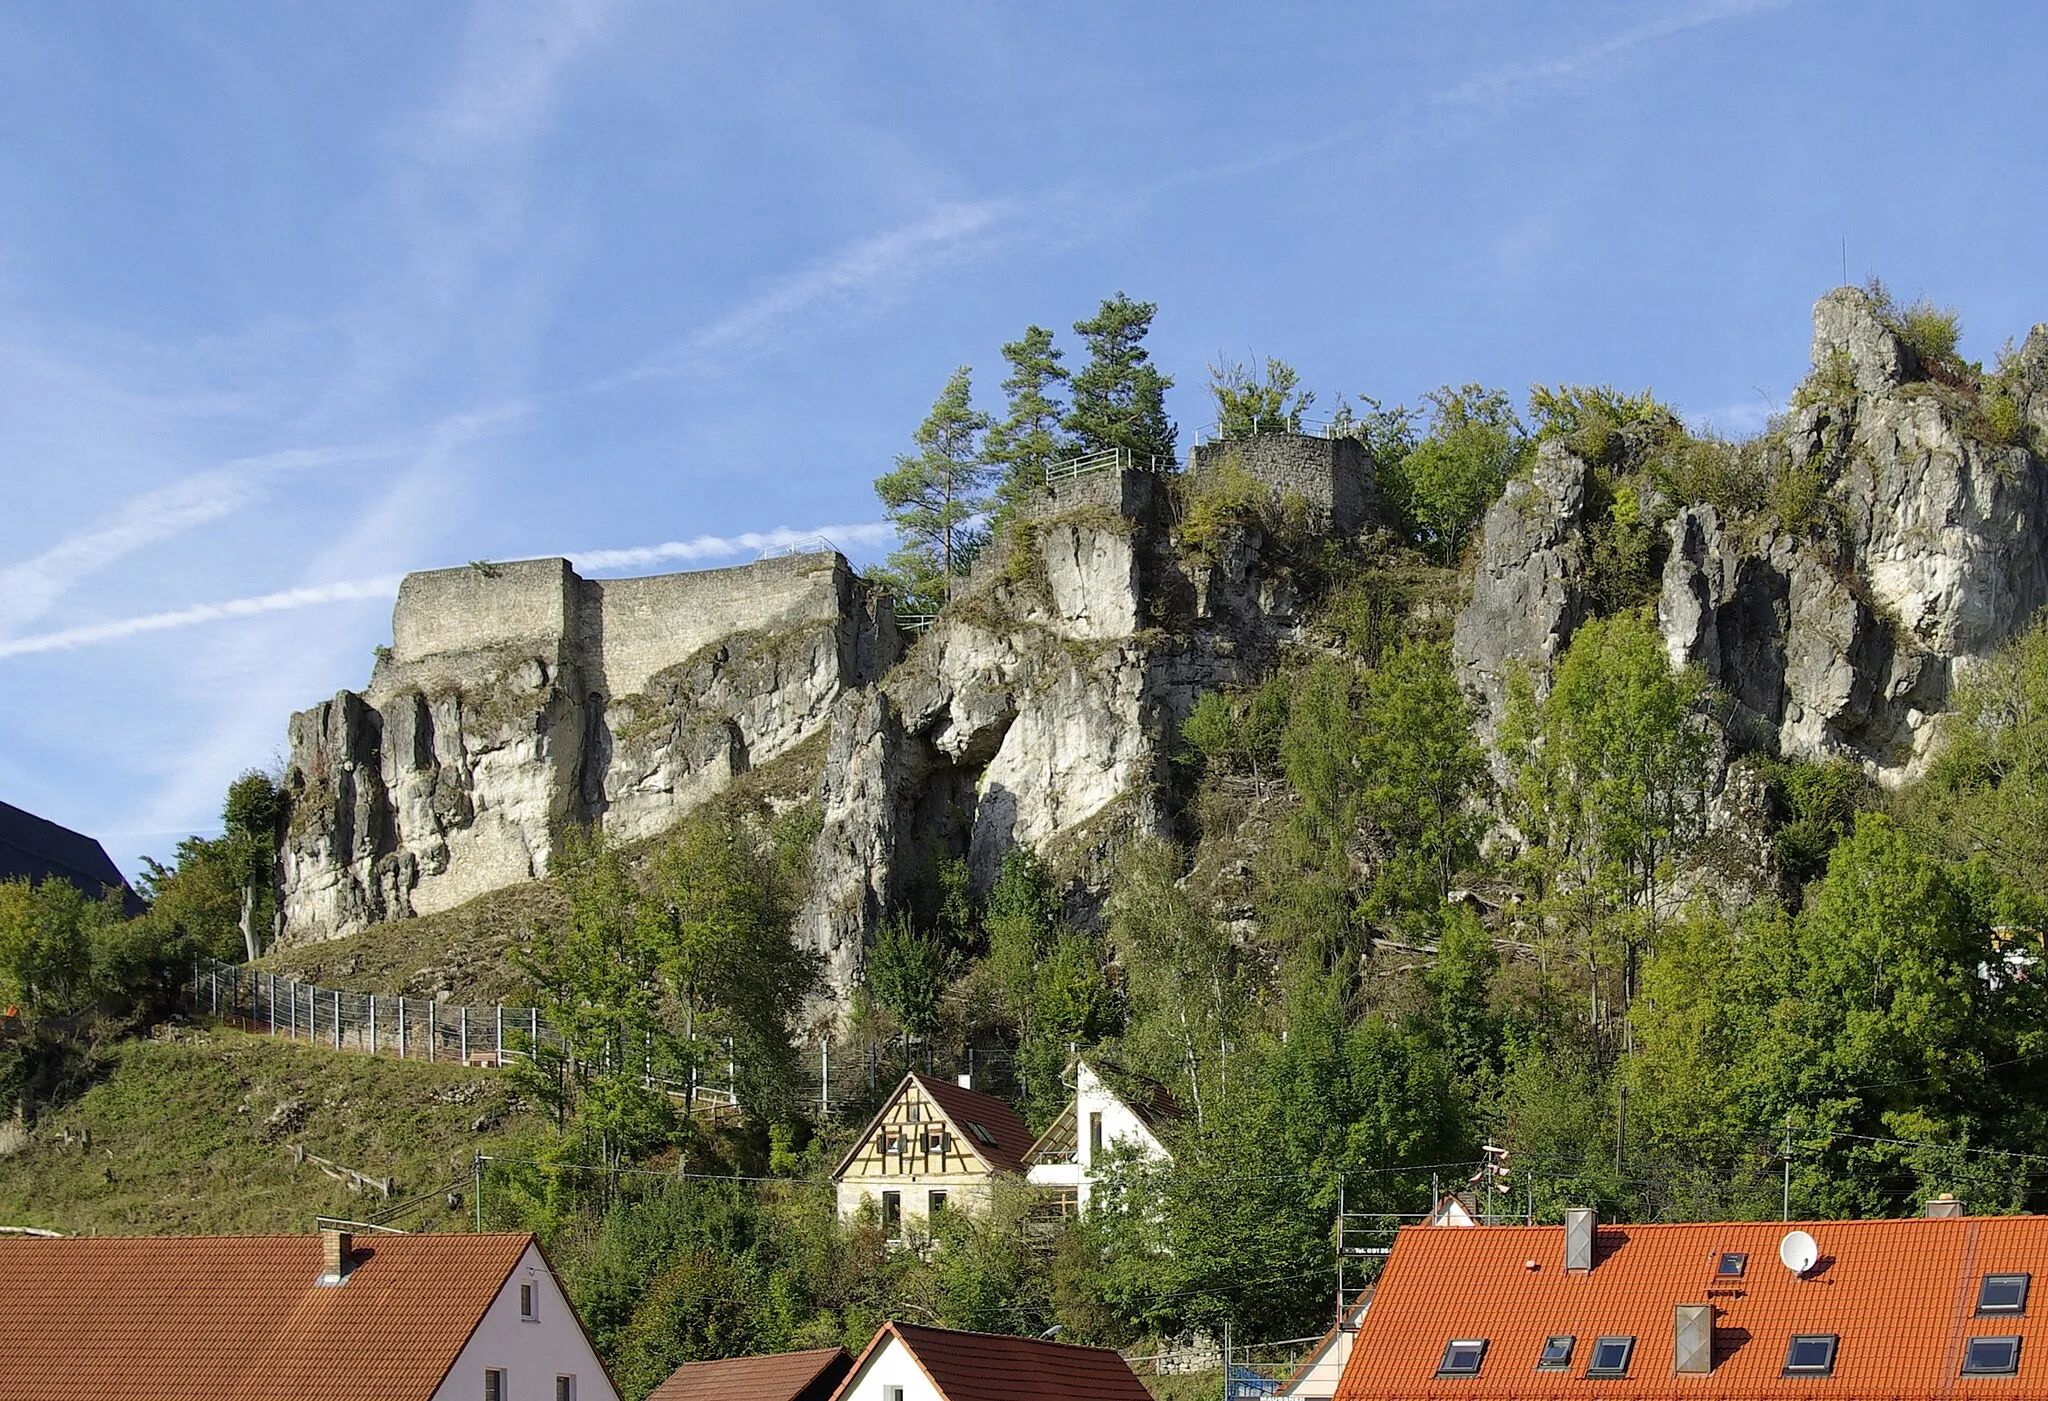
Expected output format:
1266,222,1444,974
0,1232,546,1401
649,1346,851,1401
0,799,140,912
908,1072,1036,1173
1335,1214,2048,1400
838,1321,1153,1401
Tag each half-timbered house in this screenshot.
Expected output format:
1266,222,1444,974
832,1072,1034,1239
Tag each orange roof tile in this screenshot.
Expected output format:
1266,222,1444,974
1335,1215,2048,1401
648,1346,852,1401
836,1321,1154,1401
0,1232,536,1401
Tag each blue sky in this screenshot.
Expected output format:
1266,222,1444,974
2,1,2044,879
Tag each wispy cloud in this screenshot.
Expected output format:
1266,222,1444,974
0,519,895,660
0,578,405,659
616,201,1027,383
0,445,376,636
569,521,896,571
420,0,620,156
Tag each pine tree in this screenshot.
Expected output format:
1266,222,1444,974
872,366,993,612
1064,293,1176,462
984,325,1071,525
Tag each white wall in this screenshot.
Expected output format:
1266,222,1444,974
432,1242,619,1401
835,1334,945,1401
1278,1329,1355,1399
1072,1063,1169,1211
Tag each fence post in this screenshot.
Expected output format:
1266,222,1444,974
397,997,406,1060
427,1001,435,1064
821,1040,829,1120
460,1008,468,1065
496,1006,503,1068
333,989,341,1050
210,968,218,1015
267,975,275,1035
369,995,377,1057
530,1008,538,1062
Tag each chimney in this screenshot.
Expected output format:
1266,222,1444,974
1564,1208,1596,1272
1673,1304,1713,1373
957,1071,973,1090
320,1229,353,1284
1926,1193,1965,1218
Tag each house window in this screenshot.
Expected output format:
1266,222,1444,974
555,1377,576,1401
1537,1336,1575,1370
1586,1336,1634,1377
1963,1337,2023,1376
1980,1274,2032,1315
1784,1335,1838,1376
881,1129,906,1157
1716,1252,1748,1277
925,1128,948,1155
1437,1339,1487,1376
929,1189,948,1215
520,1282,537,1320
907,1100,922,1122
885,1388,905,1401
1089,1111,1104,1159
882,1190,902,1235
484,1369,507,1401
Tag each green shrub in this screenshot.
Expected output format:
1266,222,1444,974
1178,454,1266,555
1770,455,1831,538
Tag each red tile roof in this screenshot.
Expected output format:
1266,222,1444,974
836,1321,1154,1401
1335,1215,2048,1401
0,1232,537,1401
648,1346,852,1401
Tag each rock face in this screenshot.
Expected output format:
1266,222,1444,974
796,461,1339,996
1455,288,2048,782
278,552,895,943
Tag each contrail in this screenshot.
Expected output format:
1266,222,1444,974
0,521,897,660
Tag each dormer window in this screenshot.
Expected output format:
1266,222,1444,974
1980,1274,2032,1315
1437,1339,1487,1376
1963,1337,2023,1376
1784,1335,1838,1376
1586,1336,1634,1377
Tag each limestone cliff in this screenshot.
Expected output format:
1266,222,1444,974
278,552,896,943
1456,288,2048,783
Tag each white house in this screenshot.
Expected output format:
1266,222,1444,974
832,1320,1153,1401
1023,1059,1178,1213
0,1228,618,1401
1275,1300,1370,1400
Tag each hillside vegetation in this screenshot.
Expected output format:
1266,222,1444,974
0,1026,534,1236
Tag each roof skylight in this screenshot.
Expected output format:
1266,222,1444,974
1979,1274,2032,1316
1586,1336,1634,1378
1437,1340,1487,1377
1716,1252,1748,1277
1537,1336,1574,1370
1963,1337,2022,1376
1783,1335,1838,1377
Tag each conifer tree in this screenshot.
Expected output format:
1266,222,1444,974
1064,293,1176,462
873,366,993,611
984,325,1070,525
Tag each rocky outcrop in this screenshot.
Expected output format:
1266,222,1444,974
797,478,1328,997
1455,288,2048,783
278,552,894,944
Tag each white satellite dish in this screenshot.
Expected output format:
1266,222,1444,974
1780,1229,1819,1276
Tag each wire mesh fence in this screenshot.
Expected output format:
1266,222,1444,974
187,958,1022,1122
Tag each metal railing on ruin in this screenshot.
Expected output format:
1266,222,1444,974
1192,415,1341,446
1043,445,1178,486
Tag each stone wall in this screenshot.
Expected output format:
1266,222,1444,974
279,550,894,944
1186,432,1377,534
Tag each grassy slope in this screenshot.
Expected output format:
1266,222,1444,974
257,731,828,1006
0,1023,539,1236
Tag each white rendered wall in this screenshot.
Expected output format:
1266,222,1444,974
835,1335,945,1401
1073,1063,1169,1211
836,1178,995,1234
1277,1329,1355,1399
432,1242,619,1401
